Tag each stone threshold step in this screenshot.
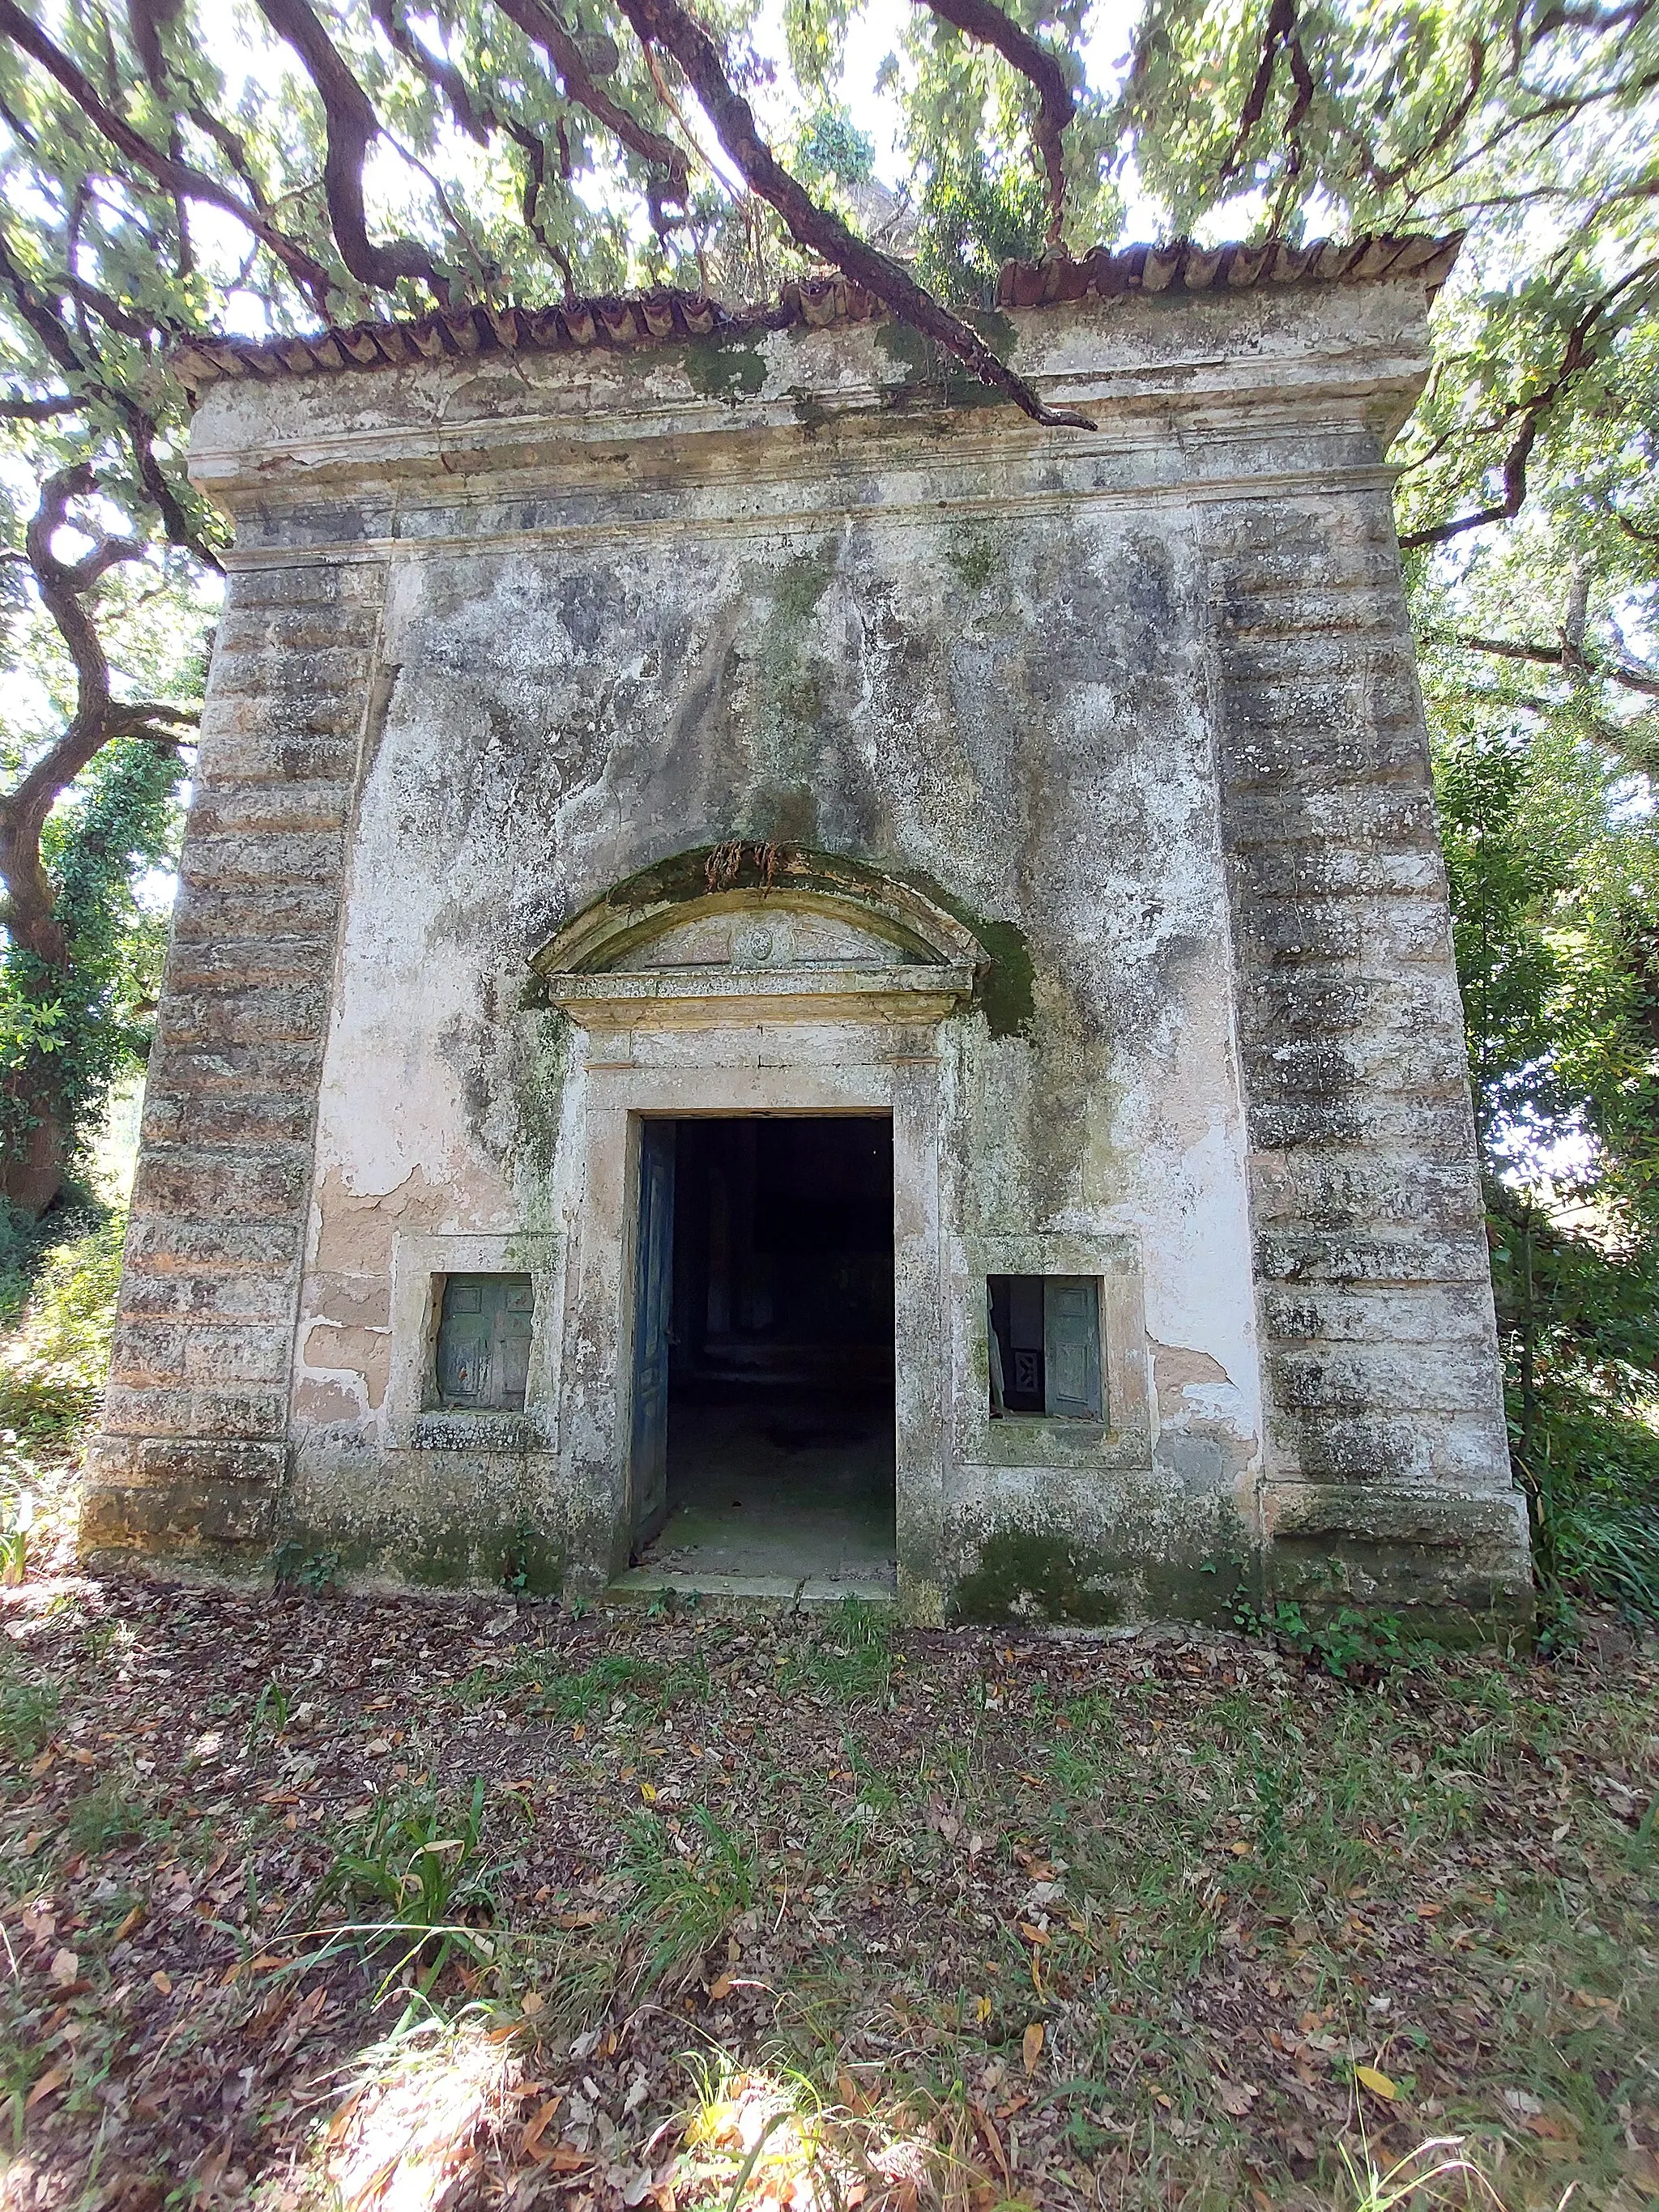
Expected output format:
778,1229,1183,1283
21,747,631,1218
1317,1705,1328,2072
607,1567,898,1614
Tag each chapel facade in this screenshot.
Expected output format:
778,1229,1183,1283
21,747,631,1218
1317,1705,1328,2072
83,238,1534,1629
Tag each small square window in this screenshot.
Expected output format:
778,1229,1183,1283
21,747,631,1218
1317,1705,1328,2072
988,1275,1102,1421
434,1273,535,1410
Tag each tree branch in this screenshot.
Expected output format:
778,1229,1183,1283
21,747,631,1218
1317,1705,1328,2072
1219,0,1297,183
0,466,139,960
126,0,183,88
490,0,690,208
1610,506,1659,547
1425,56,1659,198
616,0,1096,431
1530,0,1651,40
1400,260,1659,550
1450,632,1659,697
369,0,491,143
501,117,578,296
0,0,335,306
0,391,80,419
913,0,1075,243
251,0,453,300
1366,33,1486,198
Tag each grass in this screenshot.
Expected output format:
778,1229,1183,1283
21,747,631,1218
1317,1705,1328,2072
315,1776,504,1995
0,1668,58,1762
2,1585,1654,2210
618,1804,761,1993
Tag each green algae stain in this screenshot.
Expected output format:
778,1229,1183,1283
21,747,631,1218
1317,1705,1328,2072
789,386,830,438
874,314,1021,410
770,543,837,625
875,319,932,386
684,337,768,407
975,921,1038,1040
896,869,1036,1039
952,1532,1121,1626
946,528,1001,593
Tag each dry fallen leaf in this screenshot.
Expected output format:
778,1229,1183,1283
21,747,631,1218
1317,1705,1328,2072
1523,2111,1580,2142
47,1947,79,1987
1022,2022,1044,2073
708,1970,734,2001
26,2065,69,2110
1218,2079,1260,2116
1354,2065,1397,2100
521,2095,563,2162
151,1969,173,1996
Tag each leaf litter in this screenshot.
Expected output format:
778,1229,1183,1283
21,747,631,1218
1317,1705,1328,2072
0,1574,1652,2210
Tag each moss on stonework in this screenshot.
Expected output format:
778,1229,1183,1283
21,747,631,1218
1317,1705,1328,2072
507,1007,571,1191
974,921,1038,1039
684,337,768,406
601,843,873,916
968,309,1019,363
1141,1559,1250,1628
897,870,1036,1039
946,530,1002,592
952,1532,1122,1626
874,313,1021,411
769,544,837,626
584,846,1038,1042
271,1514,567,1598
873,319,932,389
789,386,830,438
500,1519,568,1598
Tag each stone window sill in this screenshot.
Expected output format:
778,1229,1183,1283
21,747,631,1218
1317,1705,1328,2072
393,1410,543,1453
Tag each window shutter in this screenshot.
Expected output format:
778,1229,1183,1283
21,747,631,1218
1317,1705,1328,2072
437,1275,535,1409
1043,1276,1102,1420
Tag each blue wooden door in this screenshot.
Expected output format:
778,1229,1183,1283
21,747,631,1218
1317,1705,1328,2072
630,1119,676,1547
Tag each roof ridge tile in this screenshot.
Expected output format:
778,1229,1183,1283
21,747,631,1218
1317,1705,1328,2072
167,232,1461,391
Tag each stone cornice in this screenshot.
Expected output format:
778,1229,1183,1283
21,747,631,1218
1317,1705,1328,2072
188,284,1439,520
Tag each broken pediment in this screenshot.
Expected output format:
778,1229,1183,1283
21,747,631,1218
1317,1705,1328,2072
528,848,986,1029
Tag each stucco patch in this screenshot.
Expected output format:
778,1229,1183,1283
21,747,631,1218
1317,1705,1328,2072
293,1379,367,1428
1153,1340,1234,1422
302,1323,390,1408
306,1272,392,1330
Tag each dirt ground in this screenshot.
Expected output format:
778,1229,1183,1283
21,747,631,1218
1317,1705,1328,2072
0,1557,1654,2212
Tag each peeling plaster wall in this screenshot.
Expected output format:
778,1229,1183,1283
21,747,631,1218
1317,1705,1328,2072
286,497,1261,1609
84,282,1533,1626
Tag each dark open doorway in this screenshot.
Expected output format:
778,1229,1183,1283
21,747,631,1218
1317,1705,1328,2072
627,1115,897,1596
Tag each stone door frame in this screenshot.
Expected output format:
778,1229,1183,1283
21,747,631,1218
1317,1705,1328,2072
557,1042,950,1617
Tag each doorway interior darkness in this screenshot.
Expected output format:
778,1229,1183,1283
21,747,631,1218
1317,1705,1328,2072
629,1115,898,1596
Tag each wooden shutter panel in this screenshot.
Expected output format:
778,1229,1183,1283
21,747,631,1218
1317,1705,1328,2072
437,1275,535,1409
1043,1276,1102,1420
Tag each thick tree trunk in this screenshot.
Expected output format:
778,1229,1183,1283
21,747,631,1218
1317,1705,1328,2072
0,1068,68,1215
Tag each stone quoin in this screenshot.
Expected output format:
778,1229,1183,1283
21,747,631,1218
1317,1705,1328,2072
81,238,1534,1630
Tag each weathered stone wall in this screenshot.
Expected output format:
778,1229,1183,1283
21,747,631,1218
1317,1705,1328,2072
1194,458,1528,1617
84,276,1532,1626
82,560,386,1566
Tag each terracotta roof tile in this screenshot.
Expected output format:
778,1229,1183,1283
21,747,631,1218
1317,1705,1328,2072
168,234,1461,391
